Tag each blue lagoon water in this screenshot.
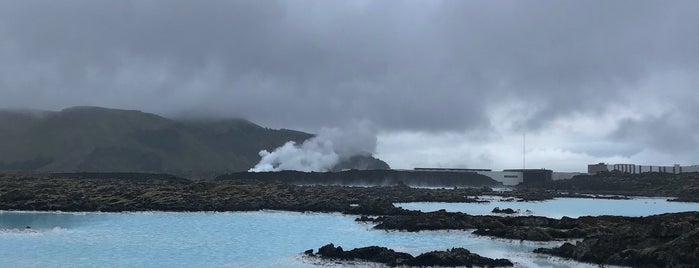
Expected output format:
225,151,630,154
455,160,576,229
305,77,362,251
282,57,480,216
1,210,610,268
396,196,699,218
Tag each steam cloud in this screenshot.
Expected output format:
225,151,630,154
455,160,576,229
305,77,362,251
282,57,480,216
249,121,377,172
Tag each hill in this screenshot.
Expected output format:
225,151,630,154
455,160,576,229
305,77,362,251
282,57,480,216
0,106,388,176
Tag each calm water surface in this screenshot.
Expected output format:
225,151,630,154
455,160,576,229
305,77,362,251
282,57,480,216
396,196,699,218
0,210,610,268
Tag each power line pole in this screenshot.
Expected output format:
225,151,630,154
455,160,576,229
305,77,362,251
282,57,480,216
523,128,526,170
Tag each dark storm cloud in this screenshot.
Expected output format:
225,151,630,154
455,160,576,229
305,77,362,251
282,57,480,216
0,0,697,140
611,83,699,154
613,115,698,153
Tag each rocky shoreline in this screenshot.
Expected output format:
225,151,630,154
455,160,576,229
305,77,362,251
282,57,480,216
1,173,698,267
532,212,699,267
360,209,699,266
0,174,490,213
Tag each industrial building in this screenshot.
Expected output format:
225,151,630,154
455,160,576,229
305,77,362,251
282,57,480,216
412,168,580,186
587,163,699,175
409,161,699,186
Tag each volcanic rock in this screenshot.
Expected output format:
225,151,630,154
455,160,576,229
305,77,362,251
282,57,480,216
491,207,517,214
308,244,513,267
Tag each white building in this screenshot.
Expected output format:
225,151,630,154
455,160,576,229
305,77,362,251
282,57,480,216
475,170,523,185
412,168,523,185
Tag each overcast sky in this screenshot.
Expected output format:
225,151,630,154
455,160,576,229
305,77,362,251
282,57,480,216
1,1,698,171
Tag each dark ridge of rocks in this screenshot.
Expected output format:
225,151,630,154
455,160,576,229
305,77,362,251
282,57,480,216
668,188,699,202
482,189,662,203
354,215,379,222
484,172,699,203
579,194,630,200
492,189,633,202
305,243,513,267
0,174,487,213
497,189,556,201
522,171,699,200
371,209,579,236
530,212,699,267
217,169,502,188
410,248,513,267
491,207,517,214
47,172,183,181
312,244,413,266
369,210,699,266
669,197,699,202
473,226,555,241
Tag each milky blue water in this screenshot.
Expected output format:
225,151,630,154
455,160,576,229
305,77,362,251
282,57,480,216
397,196,699,218
0,210,612,268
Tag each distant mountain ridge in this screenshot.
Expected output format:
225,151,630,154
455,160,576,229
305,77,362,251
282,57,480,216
0,106,389,176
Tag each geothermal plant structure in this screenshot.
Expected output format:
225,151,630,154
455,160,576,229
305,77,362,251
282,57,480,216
587,163,699,175
412,168,581,186
413,162,699,186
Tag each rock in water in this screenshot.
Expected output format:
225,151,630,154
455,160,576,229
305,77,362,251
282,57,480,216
492,207,517,214
409,248,514,267
344,246,413,266
317,243,344,258
309,244,513,267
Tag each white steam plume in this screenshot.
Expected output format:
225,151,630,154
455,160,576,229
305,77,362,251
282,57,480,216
249,121,377,172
